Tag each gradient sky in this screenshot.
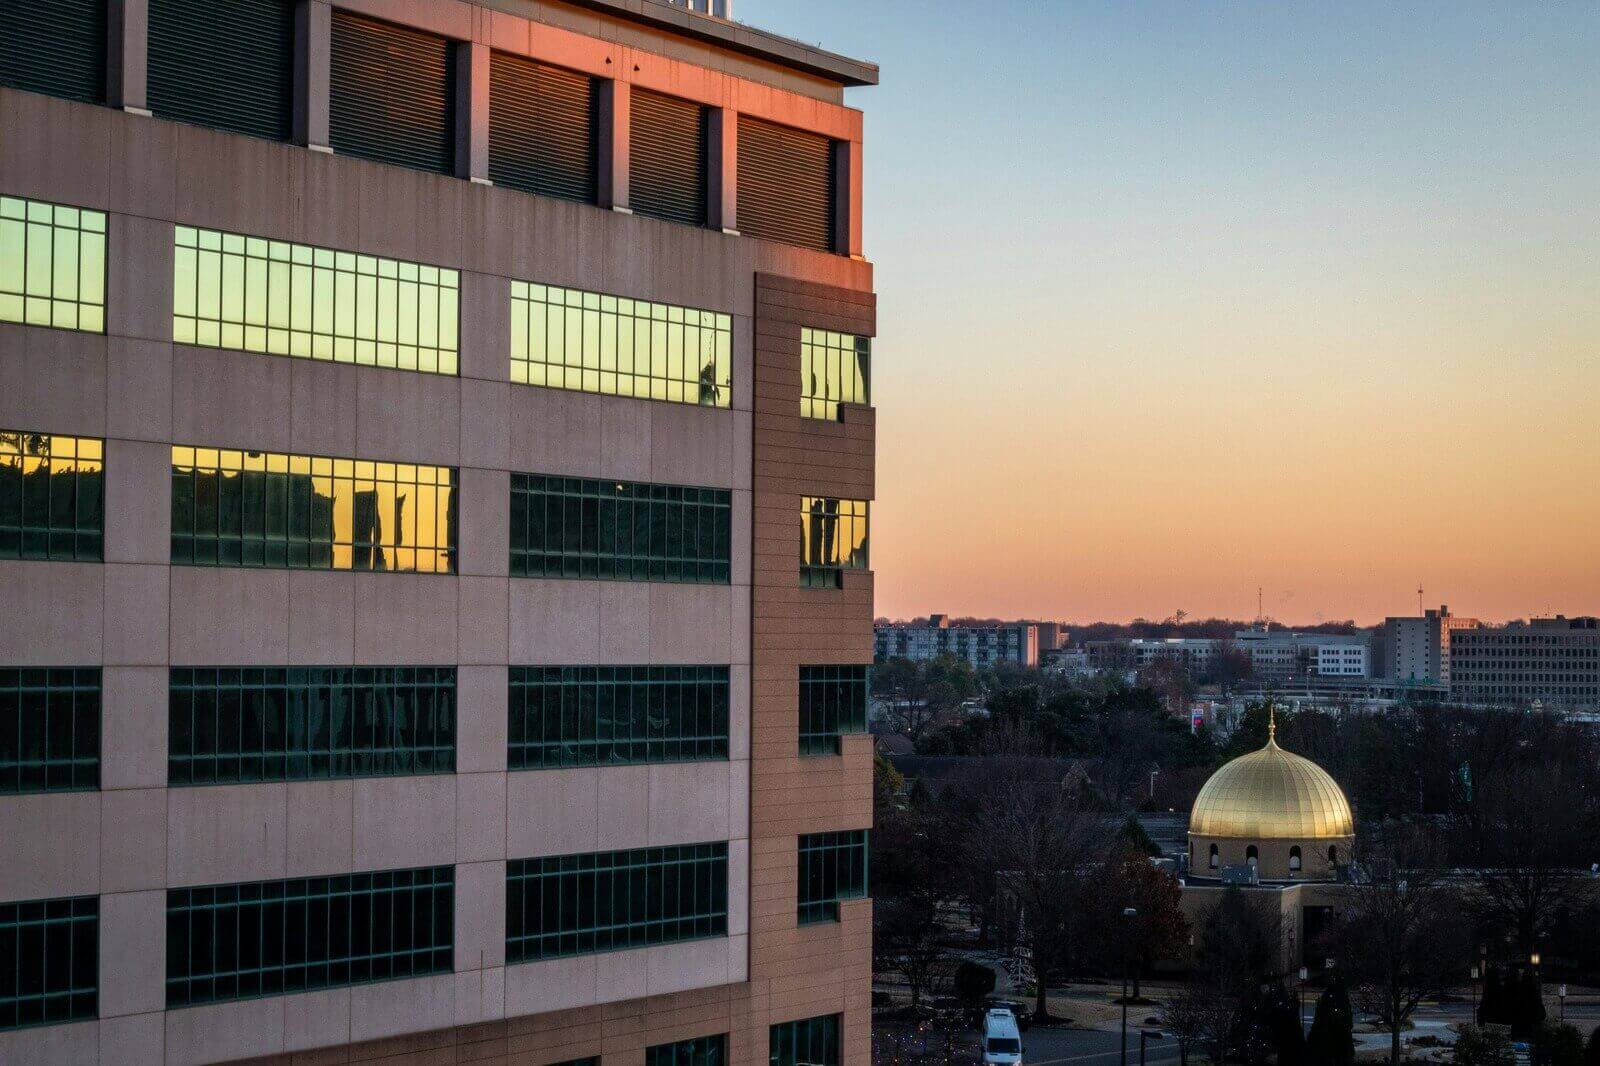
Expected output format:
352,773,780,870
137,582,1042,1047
742,1,1600,625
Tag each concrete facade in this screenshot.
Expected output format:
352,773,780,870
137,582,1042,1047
1450,616,1600,710
0,0,876,1062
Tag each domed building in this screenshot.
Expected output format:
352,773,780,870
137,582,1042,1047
1187,713,1354,882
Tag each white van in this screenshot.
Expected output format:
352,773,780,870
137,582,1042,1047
982,1008,1024,1065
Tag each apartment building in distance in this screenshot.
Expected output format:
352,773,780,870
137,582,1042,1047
1385,605,1478,685
1450,617,1600,710
0,1,877,1063
874,615,1040,668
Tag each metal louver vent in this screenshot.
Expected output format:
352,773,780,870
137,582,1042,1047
630,88,708,228
330,12,456,175
0,0,107,104
489,52,598,204
737,116,836,253
148,0,294,142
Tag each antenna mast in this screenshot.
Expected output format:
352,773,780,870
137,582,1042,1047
1418,583,1424,614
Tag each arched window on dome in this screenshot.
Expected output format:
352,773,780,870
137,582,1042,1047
1208,844,1218,869
1289,846,1302,872
1246,845,1258,869
1328,845,1338,866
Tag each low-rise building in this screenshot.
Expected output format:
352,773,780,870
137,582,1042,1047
1449,616,1600,710
1234,628,1373,680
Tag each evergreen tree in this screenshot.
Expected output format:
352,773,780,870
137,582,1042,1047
1480,965,1509,1027
1584,1024,1600,1066
1307,974,1355,1066
1256,982,1306,1066
1510,968,1547,1040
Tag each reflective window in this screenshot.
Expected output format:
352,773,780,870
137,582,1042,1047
165,866,454,1008
173,226,459,374
511,474,729,584
771,1014,841,1066
0,195,106,332
799,497,868,589
169,667,455,785
648,1035,728,1066
797,829,868,925
511,282,731,407
170,447,456,573
0,668,99,794
0,431,103,561
0,895,98,1031
798,666,868,756
509,666,728,770
506,843,728,963
800,328,869,420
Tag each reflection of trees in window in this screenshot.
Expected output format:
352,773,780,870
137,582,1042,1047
800,327,870,420
799,496,868,588
170,447,454,572
798,665,869,755
0,430,103,560
798,829,869,924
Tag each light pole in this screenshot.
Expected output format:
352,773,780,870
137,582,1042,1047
1121,906,1137,1066
1559,984,1567,1024
1531,952,1542,1024
1470,964,1480,1023
1298,966,1309,1036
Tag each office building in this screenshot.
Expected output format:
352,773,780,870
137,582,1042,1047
1233,629,1372,680
1449,617,1600,710
0,1,876,1062
874,615,1039,668
1385,605,1478,685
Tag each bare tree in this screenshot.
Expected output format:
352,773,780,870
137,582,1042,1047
874,897,952,1009
1340,829,1472,1066
1160,983,1233,1066
1469,766,1599,955
971,768,1119,1021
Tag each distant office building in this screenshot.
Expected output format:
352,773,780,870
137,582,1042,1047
1450,617,1600,709
1128,638,1223,672
1234,629,1372,680
1387,605,1479,684
875,615,1040,667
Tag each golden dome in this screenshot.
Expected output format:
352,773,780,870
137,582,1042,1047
1189,720,1354,840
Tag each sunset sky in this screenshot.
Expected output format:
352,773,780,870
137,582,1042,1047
744,1,1600,625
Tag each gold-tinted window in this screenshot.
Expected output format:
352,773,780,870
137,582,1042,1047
511,282,731,407
799,496,868,589
173,226,459,374
170,446,455,573
800,328,869,420
0,196,106,333
0,431,104,561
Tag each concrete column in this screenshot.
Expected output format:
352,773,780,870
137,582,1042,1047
598,79,631,213
457,41,491,183
294,0,332,151
834,138,863,258
708,107,738,234
107,0,149,115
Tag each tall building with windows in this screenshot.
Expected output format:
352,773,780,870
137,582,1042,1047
1385,605,1478,685
1449,617,1600,710
0,2,877,1063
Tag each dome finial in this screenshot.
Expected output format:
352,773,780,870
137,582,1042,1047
1267,704,1277,745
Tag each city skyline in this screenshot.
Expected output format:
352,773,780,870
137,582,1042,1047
744,0,1600,625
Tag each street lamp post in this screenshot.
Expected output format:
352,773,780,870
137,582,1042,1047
1470,964,1480,1023
1121,906,1138,1066
1531,952,1542,1024
1560,984,1567,1024
1298,966,1309,1035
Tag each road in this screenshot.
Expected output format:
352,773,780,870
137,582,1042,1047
1019,1025,1185,1066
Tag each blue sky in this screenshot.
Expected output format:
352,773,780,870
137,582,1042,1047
740,2,1600,624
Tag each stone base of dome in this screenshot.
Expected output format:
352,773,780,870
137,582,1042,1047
1187,833,1354,883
